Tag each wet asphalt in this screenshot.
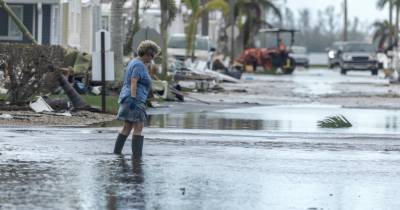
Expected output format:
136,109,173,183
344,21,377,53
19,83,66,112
1,68,400,210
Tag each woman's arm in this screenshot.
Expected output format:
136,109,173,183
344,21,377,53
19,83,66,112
131,78,139,98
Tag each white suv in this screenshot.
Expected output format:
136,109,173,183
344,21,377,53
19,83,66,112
168,33,215,62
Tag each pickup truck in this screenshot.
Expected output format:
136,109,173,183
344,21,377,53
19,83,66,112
338,42,379,75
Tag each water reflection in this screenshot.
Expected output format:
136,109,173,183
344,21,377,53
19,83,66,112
106,157,145,210
93,105,400,134
147,113,267,130
385,116,398,130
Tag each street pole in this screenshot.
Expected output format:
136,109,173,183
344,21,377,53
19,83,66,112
101,32,106,113
343,0,348,41
229,0,235,65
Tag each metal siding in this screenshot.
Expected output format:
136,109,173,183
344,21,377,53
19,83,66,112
42,4,51,44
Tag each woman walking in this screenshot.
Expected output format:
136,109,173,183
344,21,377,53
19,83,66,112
113,40,160,158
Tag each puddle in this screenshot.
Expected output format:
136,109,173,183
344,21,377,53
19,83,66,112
94,104,400,135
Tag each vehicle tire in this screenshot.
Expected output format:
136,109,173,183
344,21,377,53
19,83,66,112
371,69,378,75
340,68,347,75
283,57,296,74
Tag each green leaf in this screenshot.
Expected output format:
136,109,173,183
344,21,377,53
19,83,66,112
318,115,352,128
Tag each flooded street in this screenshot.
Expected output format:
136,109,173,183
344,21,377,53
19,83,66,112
2,68,400,210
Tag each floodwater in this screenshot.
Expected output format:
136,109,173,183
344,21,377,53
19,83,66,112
1,125,400,210
2,104,400,210
2,69,400,210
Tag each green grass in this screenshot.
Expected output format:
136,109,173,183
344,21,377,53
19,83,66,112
82,95,119,114
48,94,119,114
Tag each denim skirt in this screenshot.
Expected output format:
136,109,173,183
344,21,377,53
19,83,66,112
116,98,147,123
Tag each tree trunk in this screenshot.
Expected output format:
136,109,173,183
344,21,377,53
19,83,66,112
343,0,348,41
160,1,169,79
51,67,89,109
396,5,399,43
110,0,125,81
0,0,36,44
124,0,140,56
389,1,393,46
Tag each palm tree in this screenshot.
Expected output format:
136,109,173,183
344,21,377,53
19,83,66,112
377,0,395,45
110,0,126,81
232,0,281,49
160,0,177,79
343,0,348,41
373,20,395,49
124,0,141,56
144,0,177,79
393,0,400,43
182,0,229,59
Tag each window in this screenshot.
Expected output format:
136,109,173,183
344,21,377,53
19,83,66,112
3,5,23,40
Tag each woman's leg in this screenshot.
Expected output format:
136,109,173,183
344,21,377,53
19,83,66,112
131,122,145,158
132,122,144,136
121,121,134,135
114,121,133,154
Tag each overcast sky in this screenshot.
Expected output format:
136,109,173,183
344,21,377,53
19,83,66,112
284,0,387,24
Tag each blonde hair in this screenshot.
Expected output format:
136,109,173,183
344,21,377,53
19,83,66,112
137,40,161,57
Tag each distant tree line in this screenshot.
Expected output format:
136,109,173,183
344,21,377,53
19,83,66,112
265,6,369,52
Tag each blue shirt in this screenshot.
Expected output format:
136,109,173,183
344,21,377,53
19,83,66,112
118,59,152,104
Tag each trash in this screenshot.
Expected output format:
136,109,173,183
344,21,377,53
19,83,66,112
195,81,210,91
91,86,102,95
73,80,87,94
244,76,254,80
0,113,13,119
29,96,54,113
29,96,72,117
0,87,7,94
41,111,72,117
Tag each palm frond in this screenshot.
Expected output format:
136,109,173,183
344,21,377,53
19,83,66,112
202,0,229,16
318,115,352,128
257,0,282,20
166,0,178,25
377,0,389,9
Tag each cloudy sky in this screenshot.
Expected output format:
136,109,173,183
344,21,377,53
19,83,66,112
285,0,387,24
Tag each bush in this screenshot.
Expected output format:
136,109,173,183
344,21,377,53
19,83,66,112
0,43,65,105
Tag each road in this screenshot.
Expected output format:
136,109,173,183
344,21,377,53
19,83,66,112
1,68,400,210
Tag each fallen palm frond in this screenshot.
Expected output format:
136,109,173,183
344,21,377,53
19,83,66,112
318,115,352,128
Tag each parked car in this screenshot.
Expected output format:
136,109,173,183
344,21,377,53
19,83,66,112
339,42,379,75
168,34,215,62
289,46,309,68
327,41,347,68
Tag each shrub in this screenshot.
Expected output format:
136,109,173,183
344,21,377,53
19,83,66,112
0,43,65,105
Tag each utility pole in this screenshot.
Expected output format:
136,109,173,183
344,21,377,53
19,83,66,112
343,0,348,41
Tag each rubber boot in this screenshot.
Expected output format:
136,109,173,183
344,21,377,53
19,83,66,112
113,133,128,154
132,135,144,159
